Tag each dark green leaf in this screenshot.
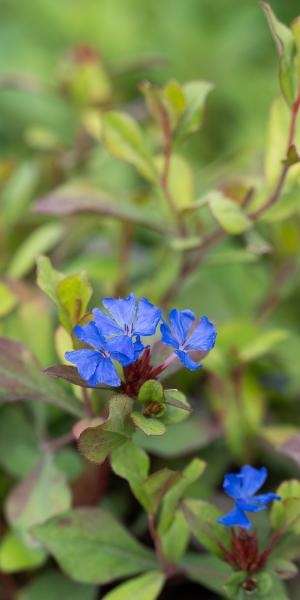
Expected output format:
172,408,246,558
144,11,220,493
0,338,84,418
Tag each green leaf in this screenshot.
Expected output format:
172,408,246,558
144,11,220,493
159,458,206,533
155,153,194,209
33,508,157,584
271,480,300,533
138,379,164,406
111,440,150,509
18,570,97,600
134,416,219,458
224,570,288,599
0,531,46,573
0,337,84,417
209,191,252,234
262,2,297,106
0,282,17,317
259,187,300,223
102,571,165,600
102,111,157,181
182,553,233,595
292,17,300,77
6,458,71,534
161,511,189,562
142,469,182,514
162,389,191,425
0,406,41,478
175,80,213,143
7,223,64,279
57,272,93,330
131,412,166,436
37,256,93,331
264,96,300,187
2,160,40,227
36,255,63,305
239,329,289,362
79,395,133,464
182,498,231,558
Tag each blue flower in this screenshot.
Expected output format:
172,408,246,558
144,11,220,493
65,321,135,387
93,293,162,359
160,309,217,370
218,465,280,529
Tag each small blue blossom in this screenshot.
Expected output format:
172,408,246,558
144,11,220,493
65,321,134,387
93,293,162,359
218,465,280,529
160,309,217,370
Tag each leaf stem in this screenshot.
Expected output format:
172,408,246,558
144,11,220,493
82,387,94,417
148,513,173,575
42,431,74,453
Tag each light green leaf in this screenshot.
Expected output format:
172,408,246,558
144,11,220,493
239,329,289,362
0,282,17,317
33,508,157,584
18,570,97,600
7,223,64,279
162,389,191,425
175,80,213,143
79,395,133,464
161,511,189,562
111,440,150,509
182,498,231,558
142,469,182,514
209,191,252,234
271,480,300,533
0,531,46,573
6,458,71,534
159,458,206,533
264,97,300,187
155,153,194,209
292,17,300,77
2,160,40,227
262,2,297,105
57,272,93,330
131,412,166,436
138,379,164,406
102,571,165,600
102,111,157,181
36,255,63,305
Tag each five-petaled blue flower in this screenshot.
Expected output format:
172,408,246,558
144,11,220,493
93,293,162,359
218,465,280,529
160,309,217,370
65,321,134,387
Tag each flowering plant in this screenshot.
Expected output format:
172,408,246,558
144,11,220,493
2,2,300,599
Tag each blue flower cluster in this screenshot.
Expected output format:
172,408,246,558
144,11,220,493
218,465,280,529
65,293,217,387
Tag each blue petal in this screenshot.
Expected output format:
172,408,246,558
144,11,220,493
218,506,252,529
102,293,137,331
106,334,135,366
185,316,217,352
93,308,122,336
133,336,144,360
88,356,121,387
65,349,100,382
169,309,195,346
134,297,162,336
175,349,202,371
73,322,106,350
223,473,244,500
160,321,179,349
240,493,281,510
240,465,268,497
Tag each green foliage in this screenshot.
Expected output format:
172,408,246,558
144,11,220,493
102,571,165,600
33,508,158,584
